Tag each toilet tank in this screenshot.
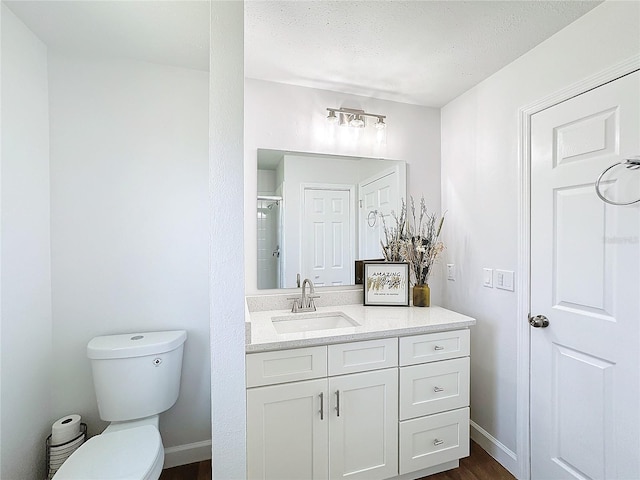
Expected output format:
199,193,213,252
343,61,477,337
87,330,187,422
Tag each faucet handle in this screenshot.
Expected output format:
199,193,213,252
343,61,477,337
307,295,320,310
287,297,301,312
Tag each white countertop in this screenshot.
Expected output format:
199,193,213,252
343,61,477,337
246,303,476,353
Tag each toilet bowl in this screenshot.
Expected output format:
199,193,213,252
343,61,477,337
52,424,164,480
52,330,187,480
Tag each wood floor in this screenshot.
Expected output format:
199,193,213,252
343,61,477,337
418,441,515,480
158,441,514,480
159,459,212,480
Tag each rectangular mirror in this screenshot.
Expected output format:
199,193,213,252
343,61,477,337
257,149,407,290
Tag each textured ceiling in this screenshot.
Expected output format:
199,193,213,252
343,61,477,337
245,0,602,107
6,1,601,108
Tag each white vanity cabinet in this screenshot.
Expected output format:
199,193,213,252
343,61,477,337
246,328,471,480
246,339,398,480
398,329,471,475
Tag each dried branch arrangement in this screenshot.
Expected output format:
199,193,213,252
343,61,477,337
380,196,445,285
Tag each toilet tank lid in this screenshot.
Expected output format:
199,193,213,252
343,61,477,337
87,330,187,359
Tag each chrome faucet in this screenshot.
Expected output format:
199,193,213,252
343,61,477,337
288,278,319,312
301,278,316,310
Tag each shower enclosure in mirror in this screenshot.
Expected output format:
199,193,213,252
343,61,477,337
257,196,282,289
257,149,407,290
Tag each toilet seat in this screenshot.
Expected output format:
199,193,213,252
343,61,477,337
53,425,164,480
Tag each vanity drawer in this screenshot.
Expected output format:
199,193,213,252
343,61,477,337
400,329,470,366
246,346,327,388
328,338,398,376
399,357,470,420
399,407,470,474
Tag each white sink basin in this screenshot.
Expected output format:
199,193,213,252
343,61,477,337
271,311,360,334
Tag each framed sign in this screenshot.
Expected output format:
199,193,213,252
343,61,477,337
363,262,410,306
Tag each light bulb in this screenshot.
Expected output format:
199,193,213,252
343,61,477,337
349,115,365,128
326,110,338,124
374,117,386,129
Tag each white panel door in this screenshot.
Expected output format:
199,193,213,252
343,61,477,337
328,368,398,480
359,170,399,260
302,188,352,286
530,71,639,480
247,378,329,480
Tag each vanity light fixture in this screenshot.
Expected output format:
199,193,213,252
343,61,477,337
326,107,387,130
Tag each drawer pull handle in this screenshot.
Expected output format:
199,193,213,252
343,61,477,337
433,386,444,393
433,439,445,446
434,345,445,351
335,390,340,417
320,393,324,420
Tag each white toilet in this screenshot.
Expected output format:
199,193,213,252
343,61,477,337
53,330,187,480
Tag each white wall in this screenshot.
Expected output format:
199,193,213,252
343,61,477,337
47,52,210,449
0,5,52,479
245,79,442,297
210,2,246,478
440,1,640,475
257,169,277,195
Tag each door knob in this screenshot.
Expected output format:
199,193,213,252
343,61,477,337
529,314,549,328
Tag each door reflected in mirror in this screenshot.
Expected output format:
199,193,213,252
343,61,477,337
257,149,407,290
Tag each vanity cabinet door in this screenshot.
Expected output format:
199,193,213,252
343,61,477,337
328,368,398,480
247,378,328,480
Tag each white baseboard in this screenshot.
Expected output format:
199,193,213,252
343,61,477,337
470,420,519,479
163,439,212,469
163,426,515,474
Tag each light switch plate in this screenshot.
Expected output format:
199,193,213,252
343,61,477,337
495,269,515,291
447,264,456,281
483,268,493,288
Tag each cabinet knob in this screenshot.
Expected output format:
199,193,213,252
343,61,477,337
433,439,444,446
433,386,444,393
434,345,445,351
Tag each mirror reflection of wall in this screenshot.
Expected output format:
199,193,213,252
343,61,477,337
257,149,406,290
